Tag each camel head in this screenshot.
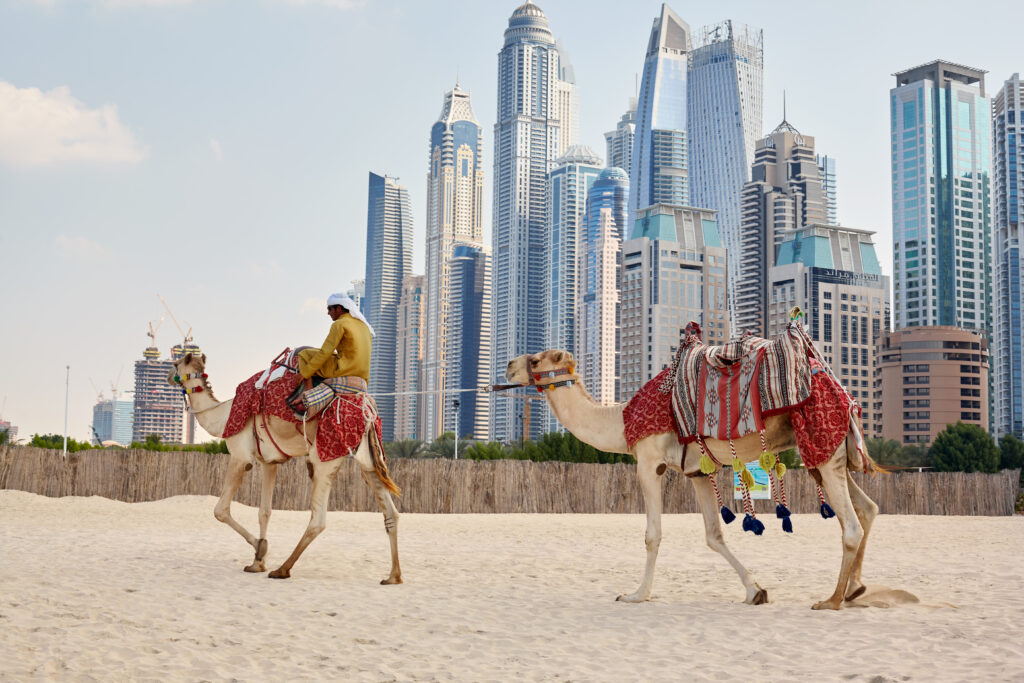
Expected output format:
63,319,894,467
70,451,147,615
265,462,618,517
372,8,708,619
168,352,207,386
505,349,576,386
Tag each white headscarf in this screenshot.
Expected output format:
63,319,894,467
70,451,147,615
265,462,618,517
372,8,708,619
327,293,375,337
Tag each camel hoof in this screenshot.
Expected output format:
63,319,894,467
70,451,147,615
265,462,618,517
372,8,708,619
243,562,266,573
380,576,403,585
749,588,768,605
268,568,290,579
615,593,647,603
845,584,866,602
812,599,842,611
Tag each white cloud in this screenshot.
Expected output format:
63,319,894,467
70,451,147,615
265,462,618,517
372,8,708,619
0,81,146,167
55,235,112,261
209,138,224,162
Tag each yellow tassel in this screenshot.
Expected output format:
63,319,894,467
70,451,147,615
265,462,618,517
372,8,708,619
699,453,716,475
775,462,787,478
731,457,744,472
741,468,755,489
759,450,776,471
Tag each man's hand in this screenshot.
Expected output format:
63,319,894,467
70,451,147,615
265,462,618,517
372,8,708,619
303,377,313,391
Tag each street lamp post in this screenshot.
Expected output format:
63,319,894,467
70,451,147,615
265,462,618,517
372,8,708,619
62,365,69,458
453,399,460,460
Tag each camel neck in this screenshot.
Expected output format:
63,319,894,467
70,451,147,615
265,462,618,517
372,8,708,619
544,381,629,454
183,385,231,438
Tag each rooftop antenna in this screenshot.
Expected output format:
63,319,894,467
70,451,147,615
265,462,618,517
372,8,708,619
783,90,787,123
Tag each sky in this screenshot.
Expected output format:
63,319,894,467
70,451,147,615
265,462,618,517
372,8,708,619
1,0,1021,443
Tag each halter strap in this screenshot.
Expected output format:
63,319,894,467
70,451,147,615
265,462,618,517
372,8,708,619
528,364,577,393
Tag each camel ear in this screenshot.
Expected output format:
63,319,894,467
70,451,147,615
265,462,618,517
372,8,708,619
201,353,207,365
183,352,192,364
552,350,564,363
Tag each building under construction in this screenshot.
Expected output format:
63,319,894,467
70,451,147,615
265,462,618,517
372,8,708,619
132,345,183,444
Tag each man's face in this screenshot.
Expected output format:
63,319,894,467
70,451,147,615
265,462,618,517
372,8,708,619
327,305,343,321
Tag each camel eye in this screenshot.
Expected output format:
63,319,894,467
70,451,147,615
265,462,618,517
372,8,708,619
530,359,538,367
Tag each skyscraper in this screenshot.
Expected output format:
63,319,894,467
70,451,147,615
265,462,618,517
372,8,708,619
395,275,424,441
132,345,183,444
735,119,829,336
630,4,691,221
422,84,485,441
817,154,839,225
620,204,728,398
365,172,414,442
992,72,1023,437
604,98,637,174
688,20,764,329
92,395,133,446
578,167,629,404
890,61,992,333
547,145,603,358
448,244,492,440
491,1,576,441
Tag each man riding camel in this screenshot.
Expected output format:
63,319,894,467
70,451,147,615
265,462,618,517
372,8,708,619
292,293,374,413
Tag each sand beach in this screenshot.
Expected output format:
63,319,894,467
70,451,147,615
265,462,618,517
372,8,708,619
1,490,1022,682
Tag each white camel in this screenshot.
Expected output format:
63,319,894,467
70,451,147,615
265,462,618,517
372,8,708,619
170,352,402,583
505,349,879,610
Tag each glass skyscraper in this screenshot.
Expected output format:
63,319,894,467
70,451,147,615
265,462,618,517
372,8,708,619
422,84,485,441
448,244,492,440
578,167,629,404
890,61,992,333
491,1,576,442
993,72,1023,437
629,4,691,222
92,396,133,446
817,154,839,225
688,20,764,328
604,98,636,175
365,172,414,442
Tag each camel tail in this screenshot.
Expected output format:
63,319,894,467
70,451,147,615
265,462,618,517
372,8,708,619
847,413,887,475
368,424,402,497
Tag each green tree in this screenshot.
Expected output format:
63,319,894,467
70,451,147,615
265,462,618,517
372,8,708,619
0,428,9,445
866,438,902,465
387,439,424,459
463,441,509,460
928,422,999,473
999,433,1024,485
28,433,93,452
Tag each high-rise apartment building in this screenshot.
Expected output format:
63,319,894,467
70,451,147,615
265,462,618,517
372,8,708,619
816,154,839,225
629,4,691,221
448,244,492,440
688,20,764,329
736,119,829,336
365,172,414,442
993,72,1023,438
604,98,637,174
132,346,183,443
422,84,485,441
548,145,603,359
346,279,365,315
620,204,728,398
395,275,424,441
767,224,889,436
890,61,992,333
491,1,576,441
92,396,133,446
877,326,989,444
578,167,629,404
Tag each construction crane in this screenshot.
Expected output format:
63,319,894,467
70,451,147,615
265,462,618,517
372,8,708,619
89,378,105,402
147,314,166,347
157,294,193,346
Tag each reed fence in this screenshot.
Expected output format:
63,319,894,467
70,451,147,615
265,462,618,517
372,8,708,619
0,445,1019,516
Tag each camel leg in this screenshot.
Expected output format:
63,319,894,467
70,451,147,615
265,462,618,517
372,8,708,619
213,456,259,558
691,475,767,604
811,448,863,610
843,472,878,601
268,458,340,579
617,444,663,603
244,462,277,573
359,467,403,584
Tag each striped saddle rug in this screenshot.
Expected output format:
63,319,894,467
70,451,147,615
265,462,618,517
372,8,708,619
669,322,814,442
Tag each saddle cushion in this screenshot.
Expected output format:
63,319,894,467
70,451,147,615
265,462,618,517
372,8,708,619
670,323,813,442
623,368,684,450
223,372,303,439
315,392,383,462
790,365,857,469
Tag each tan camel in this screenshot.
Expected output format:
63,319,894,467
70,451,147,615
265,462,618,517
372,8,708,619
169,352,402,583
505,349,879,610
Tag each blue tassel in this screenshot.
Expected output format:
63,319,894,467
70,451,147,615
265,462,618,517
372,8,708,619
742,513,753,532
775,503,791,519
743,513,765,534
720,506,736,524
820,501,835,519
782,516,793,533
752,517,765,536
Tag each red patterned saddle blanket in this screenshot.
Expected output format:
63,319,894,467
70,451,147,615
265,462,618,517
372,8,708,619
669,322,813,443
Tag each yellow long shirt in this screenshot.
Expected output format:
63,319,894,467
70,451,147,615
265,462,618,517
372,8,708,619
299,313,372,381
